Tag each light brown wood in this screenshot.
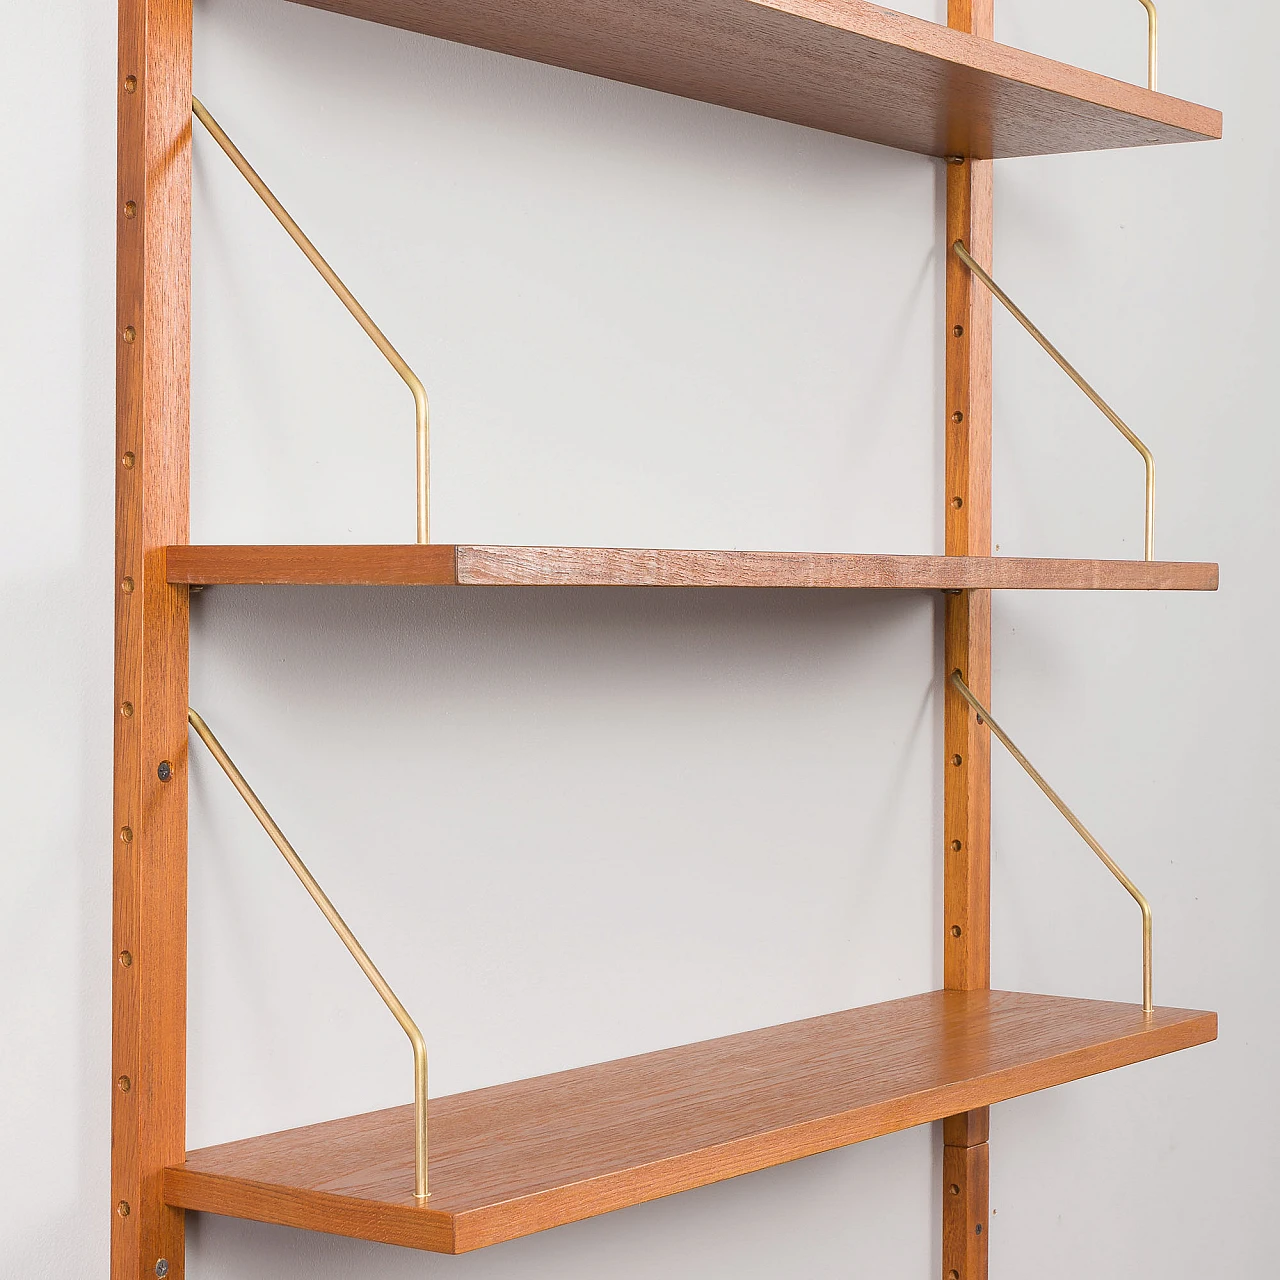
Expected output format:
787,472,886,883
943,4,994,1272
287,0,1219,159
163,544,1219,590
943,99,995,1004
166,543,460,585
163,990,1215,1254
943,1106,990,1148
943,1141,990,1279
114,3,192,1278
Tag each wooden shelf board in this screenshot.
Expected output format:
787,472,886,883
165,544,1219,591
165,989,1215,1254
288,0,1220,159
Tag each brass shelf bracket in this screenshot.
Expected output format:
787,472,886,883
191,97,431,545
1138,0,1159,92
949,673,1154,1015
187,707,431,1201
952,240,1156,561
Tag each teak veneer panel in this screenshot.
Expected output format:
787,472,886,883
288,0,1220,159
164,990,1215,1253
166,543,460,585
165,544,1219,591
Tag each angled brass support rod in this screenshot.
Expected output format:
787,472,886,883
952,240,1156,561
1137,0,1159,92
191,97,431,545
949,673,1154,1015
187,708,431,1201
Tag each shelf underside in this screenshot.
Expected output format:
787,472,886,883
165,990,1215,1254
289,0,1220,158
166,545,1219,591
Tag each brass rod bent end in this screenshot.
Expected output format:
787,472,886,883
952,239,1156,562
187,706,431,1199
191,96,431,545
1137,1,1159,92
949,673,1154,1015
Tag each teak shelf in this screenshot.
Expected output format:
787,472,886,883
165,992,1216,1255
113,1,1222,1277
291,0,1221,158
167,545,1220,590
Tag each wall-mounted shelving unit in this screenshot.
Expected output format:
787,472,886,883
113,2,1221,1276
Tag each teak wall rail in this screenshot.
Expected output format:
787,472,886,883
942,6,994,1274
114,1,191,1278
113,0,1220,1276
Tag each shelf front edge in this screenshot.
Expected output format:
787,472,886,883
165,545,1219,591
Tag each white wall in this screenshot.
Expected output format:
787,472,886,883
1,1,1271,1276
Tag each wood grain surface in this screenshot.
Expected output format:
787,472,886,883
165,543,460,584
942,6,994,1272
286,0,1220,158
943,1140,990,1278
163,544,1219,590
943,152,994,994
164,990,1215,1253
114,2,192,1277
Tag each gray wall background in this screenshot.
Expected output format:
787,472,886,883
2,0,1271,1275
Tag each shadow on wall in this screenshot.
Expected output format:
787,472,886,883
190,0,942,551
182,585,943,1232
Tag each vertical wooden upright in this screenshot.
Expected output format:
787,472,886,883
944,3,994,1279
113,2,192,1278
